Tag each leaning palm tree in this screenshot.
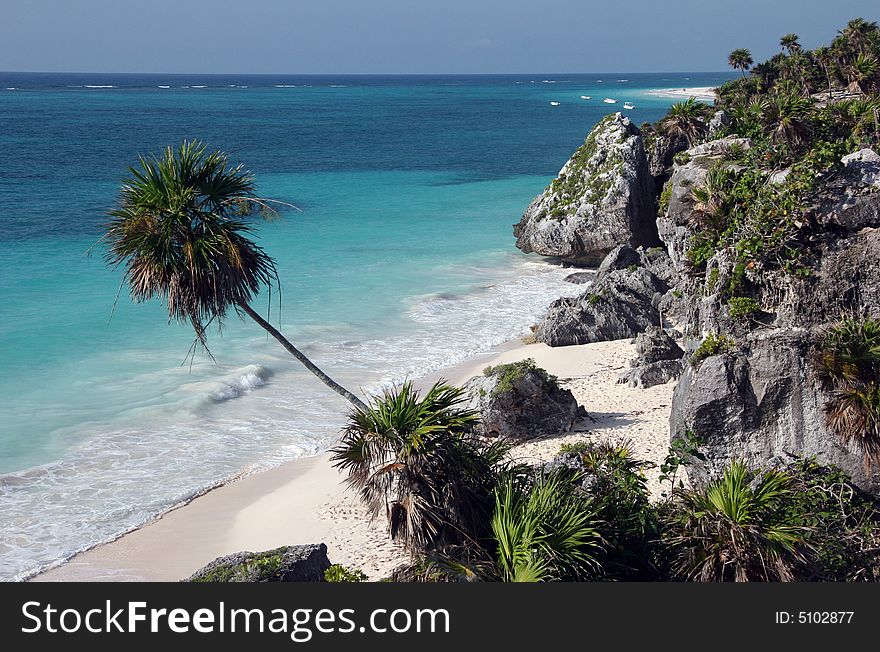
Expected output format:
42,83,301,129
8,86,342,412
813,46,836,98
663,461,810,581
728,48,754,78
104,140,367,410
659,97,708,146
331,380,510,552
780,33,801,55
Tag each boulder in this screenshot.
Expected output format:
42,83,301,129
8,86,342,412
513,113,660,265
841,148,880,189
536,266,668,346
563,271,595,285
186,544,331,582
464,359,585,440
707,110,731,138
618,326,685,389
670,330,879,493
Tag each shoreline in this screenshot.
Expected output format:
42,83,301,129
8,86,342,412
34,336,674,582
643,86,716,100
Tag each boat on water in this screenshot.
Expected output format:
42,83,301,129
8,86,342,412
603,98,617,104
623,102,635,110
580,95,591,100
549,101,560,106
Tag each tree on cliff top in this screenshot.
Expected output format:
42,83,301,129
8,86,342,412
102,140,367,410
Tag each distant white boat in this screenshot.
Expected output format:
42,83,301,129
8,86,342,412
157,85,170,89
618,79,629,82
549,101,560,106
603,98,617,104
623,102,635,110
580,95,591,100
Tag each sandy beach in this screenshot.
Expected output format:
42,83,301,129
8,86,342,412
35,336,674,582
644,86,716,101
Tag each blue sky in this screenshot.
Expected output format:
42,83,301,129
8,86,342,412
1,0,877,74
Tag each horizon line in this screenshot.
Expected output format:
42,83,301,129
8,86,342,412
1,69,732,77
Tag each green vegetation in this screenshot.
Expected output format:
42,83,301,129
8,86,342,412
483,358,558,397
543,114,627,218
189,549,288,582
648,19,880,276
103,141,367,410
330,381,511,552
691,334,736,365
727,296,762,320
587,292,602,306
663,462,809,581
814,315,880,462
324,564,368,582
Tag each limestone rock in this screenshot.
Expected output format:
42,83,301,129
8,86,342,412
513,113,660,265
464,360,585,440
536,266,668,346
670,331,878,492
186,544,331,582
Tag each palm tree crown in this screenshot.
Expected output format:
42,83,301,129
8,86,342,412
780,33,801,54
105,140,367,409
106,141,276,343
728,48,754,77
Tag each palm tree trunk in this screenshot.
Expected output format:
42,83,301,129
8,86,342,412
240,303,368,411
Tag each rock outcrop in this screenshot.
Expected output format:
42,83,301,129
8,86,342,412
186,544,331,582
671,331,879,492
464,359,585,440
535,245,671,347
513,113,660,265
619,326,684,389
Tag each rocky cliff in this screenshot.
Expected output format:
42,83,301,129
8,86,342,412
518,104,880,492
513,113,660,265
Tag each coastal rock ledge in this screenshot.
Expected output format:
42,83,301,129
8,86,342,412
513,113,659,265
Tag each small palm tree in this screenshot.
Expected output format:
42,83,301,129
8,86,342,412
840,18,879,53
664,461,810,581
815,316,880,462
759,93,813,149
845,52,879,94
813,46,835,98
728,48,754,78
331,380,509,552
659,98,709,146
490,473,603,581
104,141,367,409
780,33,801,54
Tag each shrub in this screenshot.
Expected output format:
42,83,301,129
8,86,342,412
331,381,510,552
663,461,810,581
814,316,880,461
587,292,602,306
483,358,558,397
728,296,761,321
324,564,368,582
673,151,692,165
690,334,736,365
780,458,880,581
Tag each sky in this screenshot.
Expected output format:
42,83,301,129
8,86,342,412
0,0,877,74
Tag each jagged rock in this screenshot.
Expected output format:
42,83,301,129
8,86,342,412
841,148,880,189
596,244,642,276
707,110,730,138
563,271,595,284
619,359,683,389
186,545,331,582
464,360,585,440
542,451,598,491
633,326,684,363
656,137,753,272
536,266,668,346
618,326,685,389
513,113,660,265
644,129,689,187
670,330,878,492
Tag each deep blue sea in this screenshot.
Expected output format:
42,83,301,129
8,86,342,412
0,71,732,579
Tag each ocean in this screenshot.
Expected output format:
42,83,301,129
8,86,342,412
0,71,732,580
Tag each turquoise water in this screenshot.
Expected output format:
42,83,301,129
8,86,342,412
0,72,732,579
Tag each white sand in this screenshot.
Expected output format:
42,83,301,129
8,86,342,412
35,337,674,582
644,86,716,101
